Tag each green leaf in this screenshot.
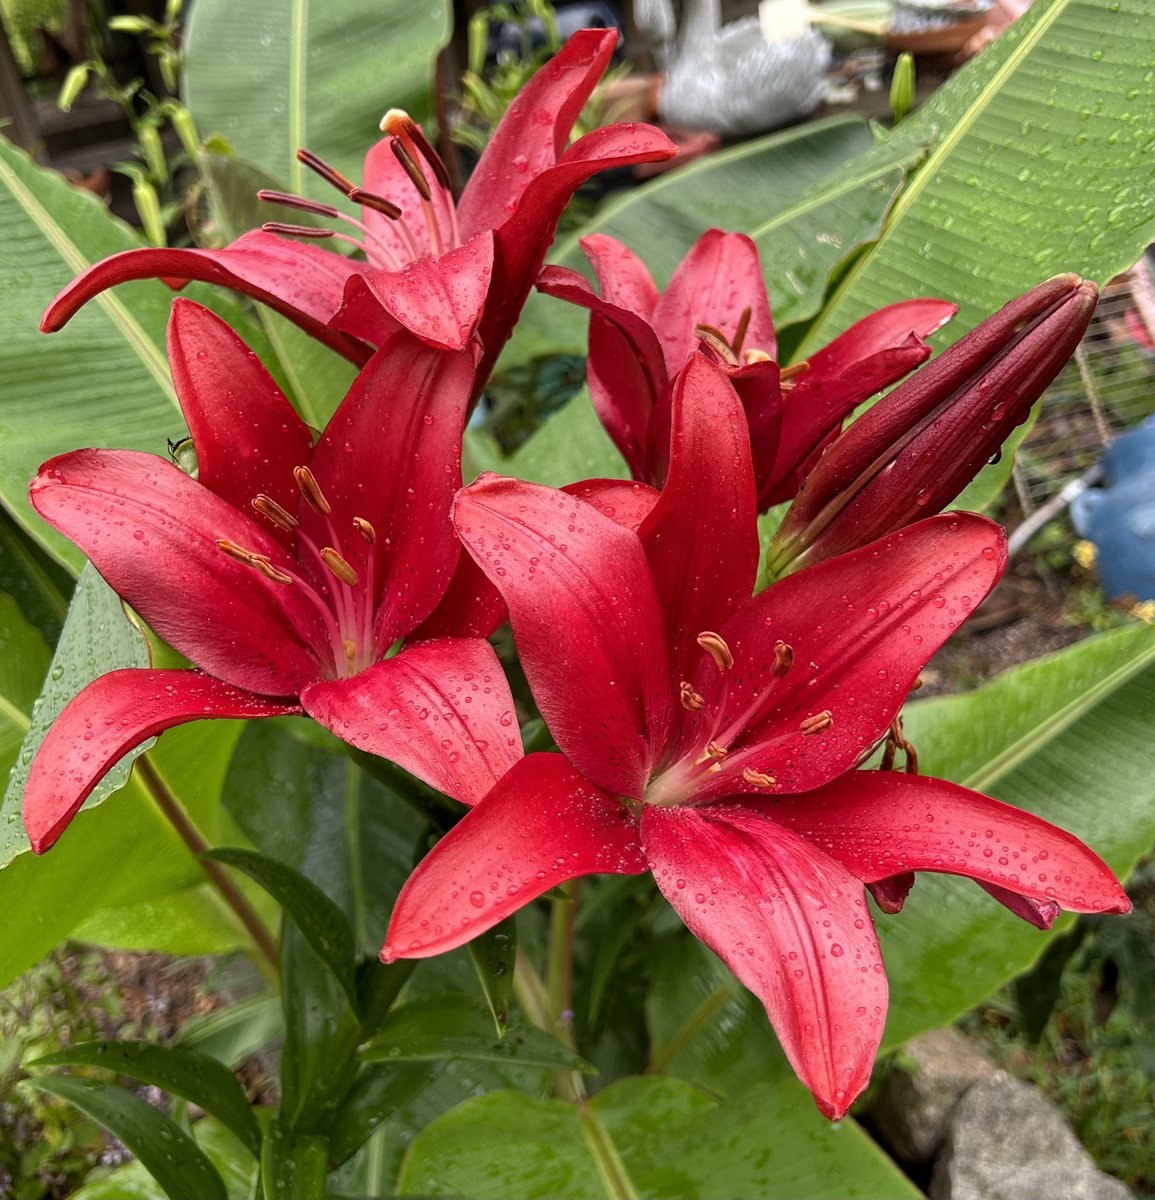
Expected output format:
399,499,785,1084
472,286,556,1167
361,993,593,1072
796,0,1155,504
468,916,518,1034
70,1117,258,1200
1,565,150,867
176,992,283,1068
183,0,450,196
880,622,1155,1045
398,1075,920,1199
0,713,245,989
0,508,73,644
72,885,252,956
0,591,51,784
327,1060,438,1169
204,846,359,1009
260,1119,328,1200
0,136,283,566
29,1039,261,1155
22,1075,226,1200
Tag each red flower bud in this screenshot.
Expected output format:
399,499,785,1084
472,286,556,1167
766,275,1098,576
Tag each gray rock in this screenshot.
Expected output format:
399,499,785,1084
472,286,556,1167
870,1028,998,1163
930,1074,1133,1200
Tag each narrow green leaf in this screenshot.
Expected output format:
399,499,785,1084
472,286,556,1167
468,916,518,1034
328,1061,438,1168
260,1118,328,1200
0,564,150,867
399,1075,919,1199
204,846,359,1008
361,994,593,1072
183,0,450,196
176,992,283,1068
30,1040,260,1155
23,1075,226,1200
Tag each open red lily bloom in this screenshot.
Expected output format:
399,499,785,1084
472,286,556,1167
382,354,1128,1119
24,300,522,854
40,30,675,392
537,229,955,507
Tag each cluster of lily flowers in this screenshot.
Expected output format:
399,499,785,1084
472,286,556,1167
25,30,1128,1120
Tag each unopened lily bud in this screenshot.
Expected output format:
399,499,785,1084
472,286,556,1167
766,275,1097,577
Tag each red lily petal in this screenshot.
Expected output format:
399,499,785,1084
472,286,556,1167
639,355,759,688
476,122,677,387
457,29,619,240
682,515,1008,801
31,450,329,693
867,873,915,914
413,479,658,643
167,299,314,523
410,551,507,641
641,802,886,1120
579,233,660,318
562,478,660,531
382,753,646,961
803,299,955,381
24,669,299,854
333,233,494,352
728,358,785,509
300,333,476,648
764,771,1130,916
536,265,667,476
40,231,373,365
361,136,458,262
453,475,673,798
651,230,776,376
301,638,521,808
978,883,1060,929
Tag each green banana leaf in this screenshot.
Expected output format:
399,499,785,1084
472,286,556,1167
183,0,451,196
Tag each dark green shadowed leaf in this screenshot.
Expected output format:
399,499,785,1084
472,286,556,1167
204,846,359,1010
360,994,593,1072
22,1075,227,1200
0,592,52,787
0,508,73,645
30,1040,260,1155
469,916,518,1034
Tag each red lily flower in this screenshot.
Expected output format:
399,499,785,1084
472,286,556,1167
40,31,676,396
23,300,522,854
381,354,1128,1119
536,229,955,507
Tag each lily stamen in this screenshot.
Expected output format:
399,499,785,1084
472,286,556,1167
741,767,776,787
353,517,376,544
216,538,258,565
697,631,734,671
731,307,753,356
258,190,341,219
262,222,336,240
321,547,359,587
348,187,401,219
252,494,298,531
800,710,834,735
248,555,294,585
778,360,810,391
772,640,794,678
296,148,356,194
680,681,705,711
694,323,739,365
294,466,332,515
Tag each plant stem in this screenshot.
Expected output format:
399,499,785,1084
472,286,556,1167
546,882,585,1101
135,757,279,976
512,948,550,1030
